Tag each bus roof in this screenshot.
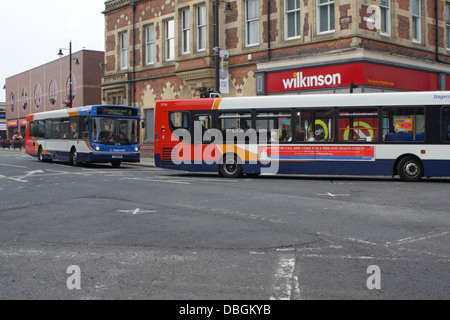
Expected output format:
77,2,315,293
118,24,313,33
29,105,138,120
215,91,450,110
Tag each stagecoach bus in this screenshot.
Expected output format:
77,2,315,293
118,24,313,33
25,105,140,167
154,91,450,181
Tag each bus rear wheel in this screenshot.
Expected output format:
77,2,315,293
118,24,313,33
219,154,242,178
397,156,423,182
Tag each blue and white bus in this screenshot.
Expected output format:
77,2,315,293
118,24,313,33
26,105,140,167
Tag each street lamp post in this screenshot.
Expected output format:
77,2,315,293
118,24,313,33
58,41,77,108
214,1,232,96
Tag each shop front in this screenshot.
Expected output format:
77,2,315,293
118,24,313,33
7,119,26,139
256,61,449,95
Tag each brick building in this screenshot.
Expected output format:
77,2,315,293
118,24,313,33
5,50,104,138
102,0,450,156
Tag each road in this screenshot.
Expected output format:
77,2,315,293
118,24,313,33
0,150,449,300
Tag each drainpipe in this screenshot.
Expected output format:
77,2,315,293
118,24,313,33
267,0,271,61
131,0,137,106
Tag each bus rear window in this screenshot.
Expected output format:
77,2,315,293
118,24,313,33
382,107,425,142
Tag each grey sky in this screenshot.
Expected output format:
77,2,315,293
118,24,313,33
0,0,105,102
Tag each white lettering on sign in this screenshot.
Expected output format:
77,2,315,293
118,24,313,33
282,72,342,90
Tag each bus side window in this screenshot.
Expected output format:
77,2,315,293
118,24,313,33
81,116,90,139
45,120,52,139
443,107,450,141
37,120,45,138
69,116,80,139
61,119,70,139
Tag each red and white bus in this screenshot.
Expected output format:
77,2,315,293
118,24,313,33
154,91,450,181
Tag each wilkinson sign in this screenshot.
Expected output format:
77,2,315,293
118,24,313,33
265,64,356,93
282,72,342,89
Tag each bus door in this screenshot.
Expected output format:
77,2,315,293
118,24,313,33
192,112,218,164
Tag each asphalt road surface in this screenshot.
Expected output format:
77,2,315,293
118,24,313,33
0,150,449,300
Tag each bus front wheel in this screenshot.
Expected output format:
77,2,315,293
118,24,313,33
397,156,423,182
70,148,79,166
37,146,43,162
219,154,242,178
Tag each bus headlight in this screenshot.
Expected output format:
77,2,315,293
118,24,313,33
95,146,100,151
135,147,139,152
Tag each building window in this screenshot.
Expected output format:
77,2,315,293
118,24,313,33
317,0,335,34
120,32,128,70
181,9,191,54
34,84,41,108
196,5,206,52
145,25,155,65
49,79,57,106
21,88,28,111
446,2,450,49
285,0,301,40
380,0,390,36
245,0,259,46
165,19,175,61
412,0,421,43
9,92,15,112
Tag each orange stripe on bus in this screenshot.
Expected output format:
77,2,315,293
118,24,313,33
212,98,223,110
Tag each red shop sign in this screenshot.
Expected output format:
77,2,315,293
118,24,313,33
265,62,439,93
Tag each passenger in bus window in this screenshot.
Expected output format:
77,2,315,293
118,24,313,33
295,130,306,142
307,132,316,141
279,129,292,142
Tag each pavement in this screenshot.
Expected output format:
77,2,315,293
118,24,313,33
0,147,156,167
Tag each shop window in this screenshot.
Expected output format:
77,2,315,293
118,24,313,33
339,109,379,142
382,107,425,142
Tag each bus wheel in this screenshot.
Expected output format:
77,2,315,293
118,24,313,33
397,156,423,182
111,161,121,168
37,146,43,162
70,148,79,166
219,154,242,178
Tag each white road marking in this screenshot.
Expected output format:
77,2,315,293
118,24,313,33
270,253,300,300
317,192,349,197
117,208,157,215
